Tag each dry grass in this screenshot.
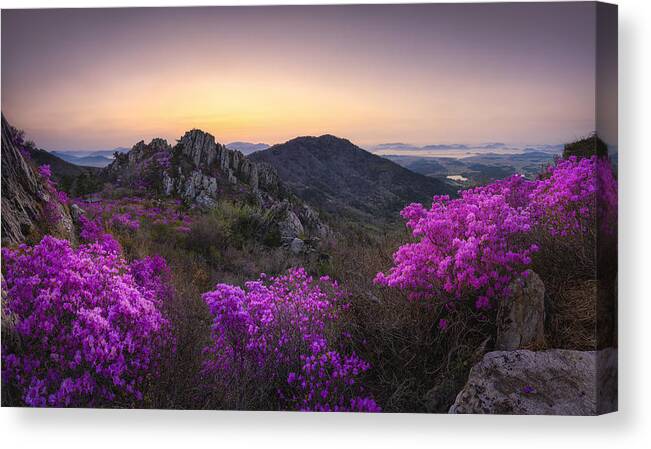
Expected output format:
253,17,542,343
546,279,598,350
319,227,494,412
531,225,617,351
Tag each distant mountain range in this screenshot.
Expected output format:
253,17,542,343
369,142,564,155
226,141,270,155
50,148,129,167
249,134,456,223
385,149,559,186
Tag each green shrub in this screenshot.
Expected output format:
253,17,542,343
563,133,608,159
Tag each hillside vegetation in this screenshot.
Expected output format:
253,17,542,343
249,134,457,224
1,121,617,412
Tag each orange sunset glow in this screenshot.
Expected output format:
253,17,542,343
2,4,604,150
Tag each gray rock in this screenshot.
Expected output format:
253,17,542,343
70,204,85,222
1,116,48,244
449,349,618,415
496,270,545,350
179,170,219,208
179,129,218,168
102,128,328,244
289,238,305,254
1,115,75,245
279,209,304,242
298,204,330,239
261,201,303,243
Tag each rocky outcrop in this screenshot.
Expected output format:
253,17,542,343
261,200,330,245
175,129,281,196
289,238,305,254
449,349,618,415
104,138,172,183
106,129,283,206
1,115,74,245
496,270,546,350
103,128,329,245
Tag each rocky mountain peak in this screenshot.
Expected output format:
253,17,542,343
102,127,329,245
178,129,220,168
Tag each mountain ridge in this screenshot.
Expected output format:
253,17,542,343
249,134,457,223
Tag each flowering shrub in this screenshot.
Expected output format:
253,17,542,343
37,164,52,180
376,156,617,314
77,214,122,254
530,157,595,236
111,213,140,231
375,180,539,309
73,196,192,234
37,164,64,225
202,268,379,412
527,155,617,237
1,236,173,407
129,255,174,306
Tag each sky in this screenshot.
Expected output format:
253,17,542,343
1,3,611,151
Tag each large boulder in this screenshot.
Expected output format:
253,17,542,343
449,349,618,415
289,237,305,254
496,270,545,350
262,201,304,244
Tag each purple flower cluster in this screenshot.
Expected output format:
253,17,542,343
78,214,122,254
37,164,65,225
1,236,173,407
376,156,617,313
73,196,192,234
37,164,52,179
375,179,538,308
129,255,175,306
153,151,172,170
529,156,615,236
111,213,141,231
201,268,380,412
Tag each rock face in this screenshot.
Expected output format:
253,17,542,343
289,238,305,254
1,115,74,245
105,129,283,206
104,128,329,245
174,129,281,196
260,200,329,245
496,270,546,350
449,349,618,415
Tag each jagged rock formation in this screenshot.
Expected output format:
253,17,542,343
496,270,546,350
449,349,617,415
1,115,74,245
249,134,458,223
103,128,329,244
164,130,282,205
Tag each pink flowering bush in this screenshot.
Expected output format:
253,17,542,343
129,255,174,306
77,214,122,254
375,179,539,310
376,156,617,316
201,268,380,412
37,164,64,225
73,196,192,234
530,156,599,236
111,213,140,231
1,236,173,407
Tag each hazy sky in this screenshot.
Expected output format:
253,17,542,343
2,3,601,151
